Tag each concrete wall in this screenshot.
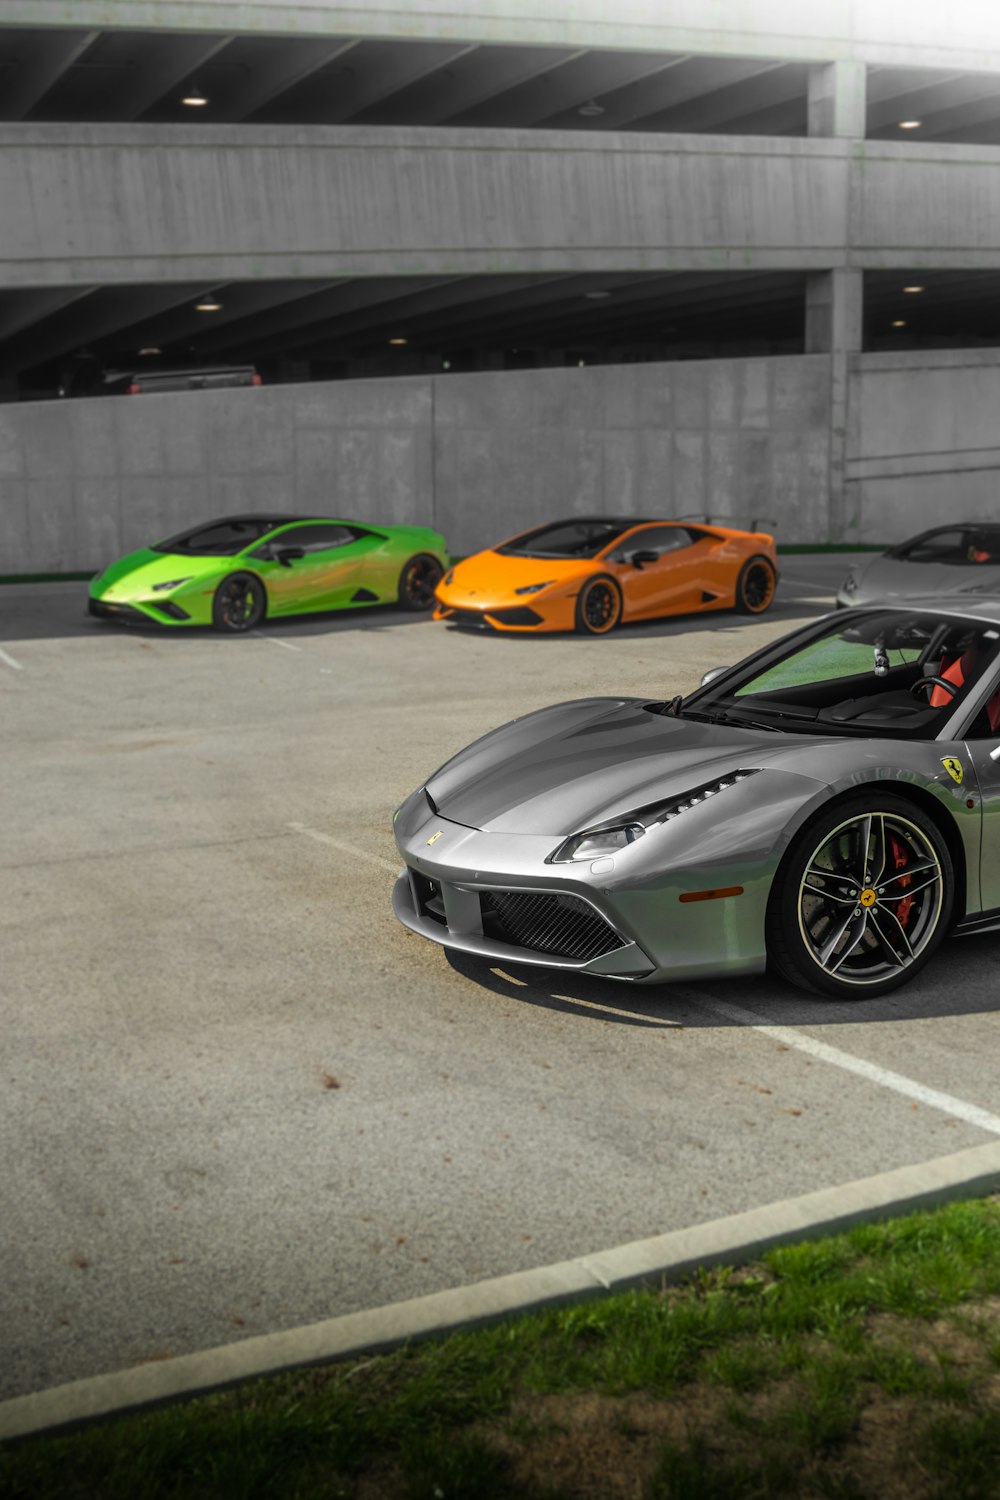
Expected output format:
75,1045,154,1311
0,355,831,573
7,125,1000,289
846,348,1000,545
0,125,856,287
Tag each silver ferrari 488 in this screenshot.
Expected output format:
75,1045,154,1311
838,523,1000,608
393,599,1000,999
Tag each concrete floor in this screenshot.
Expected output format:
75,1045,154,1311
4,554,999,1400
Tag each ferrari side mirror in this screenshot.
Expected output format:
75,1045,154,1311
275,546,305,567
630,549,659,569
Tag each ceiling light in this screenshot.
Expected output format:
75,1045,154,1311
138,346,161,356
584,290,611,300
903,285,925,293
892,320,907,328
182,87,209,107
195,299,223,312
898,119,922,129
578,100,604,117
389,337,408,346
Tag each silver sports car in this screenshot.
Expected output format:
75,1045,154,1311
838,523,1000,607
393,599,1000,999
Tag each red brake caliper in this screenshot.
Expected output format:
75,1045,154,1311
888,833,913,927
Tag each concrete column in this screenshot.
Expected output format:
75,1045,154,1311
808,60,866,139
806,267,863,542
805,267,863,355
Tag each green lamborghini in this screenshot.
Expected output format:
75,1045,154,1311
88,514,449,632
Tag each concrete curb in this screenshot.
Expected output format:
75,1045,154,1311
4,1138,1000,1446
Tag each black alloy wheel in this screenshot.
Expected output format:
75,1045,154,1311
212,572,267,633
398,554,444,610
575,575,623,635
735,556,777,614
766,793,953,998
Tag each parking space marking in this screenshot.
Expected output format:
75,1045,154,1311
252,633,302,652
0,646,23,670
702,995,1000,1136
288,822,400,873
779,576,838,591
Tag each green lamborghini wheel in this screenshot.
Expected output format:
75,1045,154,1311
213,572,267,633
398,553,444,610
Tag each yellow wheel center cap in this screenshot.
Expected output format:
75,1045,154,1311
860,888,877,909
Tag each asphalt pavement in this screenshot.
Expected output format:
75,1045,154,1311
5,552,1000,1403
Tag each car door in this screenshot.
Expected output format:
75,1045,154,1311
253,523,364,614
608,525,703,619
935,641,1000,914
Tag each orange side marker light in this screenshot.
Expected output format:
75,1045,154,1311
678,886,744,903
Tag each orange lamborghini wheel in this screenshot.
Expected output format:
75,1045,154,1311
734,555,777,615
575,575,623,635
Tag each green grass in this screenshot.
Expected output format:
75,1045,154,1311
6,1198,1000,1499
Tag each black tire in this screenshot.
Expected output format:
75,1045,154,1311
212,572,267,633
398,553,444,611
765,792,953,999
575,575,623,636
734,555,777,615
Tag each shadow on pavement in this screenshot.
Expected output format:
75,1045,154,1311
444,930,1000,1029
0,583,439,645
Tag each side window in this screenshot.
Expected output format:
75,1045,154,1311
254,524,353,557
618,526,695,560
902,529,970,563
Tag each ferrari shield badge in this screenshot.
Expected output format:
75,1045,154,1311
940,756,964,785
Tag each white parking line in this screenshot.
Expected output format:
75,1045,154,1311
0,646,23,671
702,995,1000,1136
288,822,400,873
779,576,838,591
253,633,302,652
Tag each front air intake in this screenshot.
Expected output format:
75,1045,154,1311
481,890,625,962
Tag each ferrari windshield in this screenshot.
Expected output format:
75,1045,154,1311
497,518,647,559
687,608,1000,738
153,517,288,556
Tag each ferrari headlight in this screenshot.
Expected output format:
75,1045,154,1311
152,577,193,592
551,823,645,863
443,569,454,585
548,770,761,864
515,580,554,596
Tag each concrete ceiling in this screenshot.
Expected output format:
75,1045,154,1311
0,271,809,391
0,25,996,142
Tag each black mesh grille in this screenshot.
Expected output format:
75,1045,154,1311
487,606,543,626
481,890,625,962
447,609,492,629
88,599,148,624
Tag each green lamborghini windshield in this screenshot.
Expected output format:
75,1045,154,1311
153,517,292,556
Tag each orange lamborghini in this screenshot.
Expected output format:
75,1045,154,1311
433,516,779,635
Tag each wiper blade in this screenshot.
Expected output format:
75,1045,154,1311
681,707,782,732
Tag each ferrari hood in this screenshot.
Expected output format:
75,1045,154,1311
91,548,221,595
852,554,998,603
426,697,833,836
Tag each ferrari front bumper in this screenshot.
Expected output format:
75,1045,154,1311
392,869,657,978
393,805,772,983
